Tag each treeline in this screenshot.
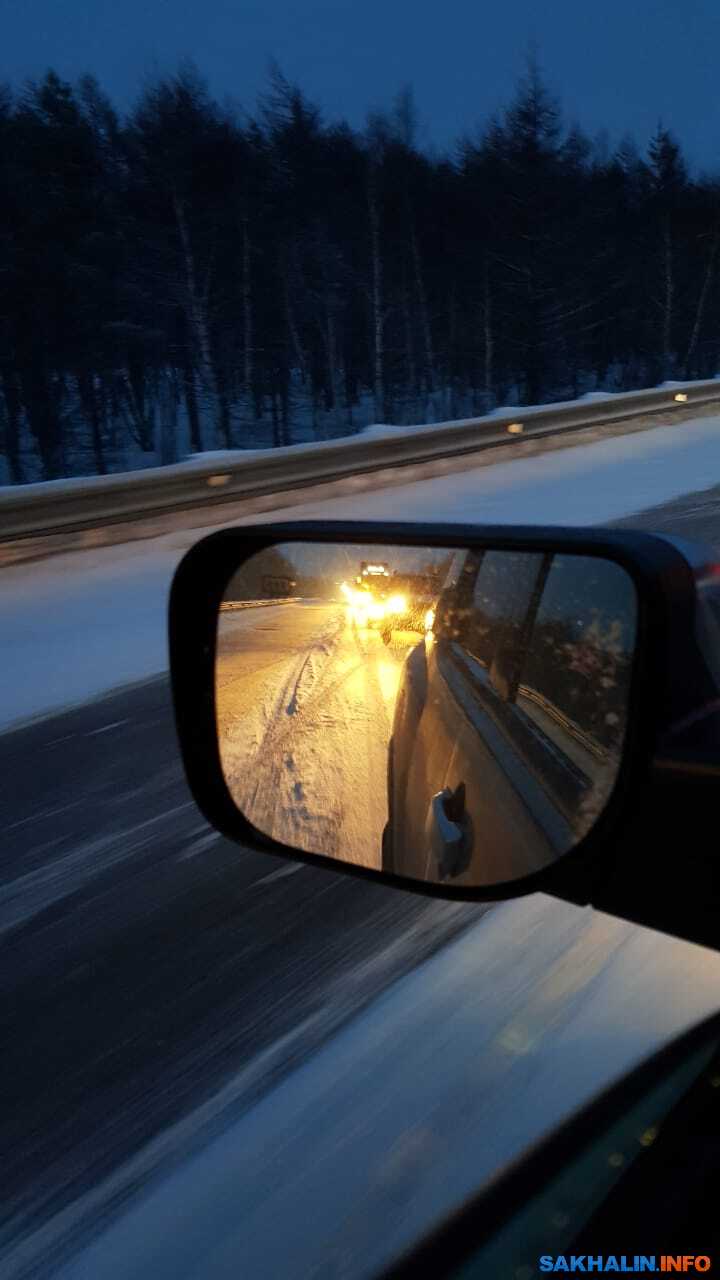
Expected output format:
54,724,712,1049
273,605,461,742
1,58,718,484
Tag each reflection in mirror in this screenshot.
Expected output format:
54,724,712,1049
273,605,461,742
216,543,637,888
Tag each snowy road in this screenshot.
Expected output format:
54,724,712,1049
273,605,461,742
216,602,414,866
0,680,483,1277
5,421,720,1275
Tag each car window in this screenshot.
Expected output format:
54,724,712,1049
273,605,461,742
518,556,637,753
434,550,481,639
462,552,546,671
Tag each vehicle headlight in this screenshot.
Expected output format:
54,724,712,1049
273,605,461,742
424,607,435,632
387,595,407,612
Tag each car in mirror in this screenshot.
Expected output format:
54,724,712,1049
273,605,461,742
169,521,720,953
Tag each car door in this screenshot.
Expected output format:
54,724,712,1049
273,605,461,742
392,550,562,885
390,549,637,886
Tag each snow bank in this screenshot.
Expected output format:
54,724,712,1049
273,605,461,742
290,412,720,528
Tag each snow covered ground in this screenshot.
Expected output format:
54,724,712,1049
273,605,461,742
4,412,720,732
216,602,409,866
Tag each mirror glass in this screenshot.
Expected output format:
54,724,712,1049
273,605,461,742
216,542,637,887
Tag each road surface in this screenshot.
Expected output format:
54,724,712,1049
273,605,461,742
216,600,417,865
0,675,483,1278
3,483,720,1276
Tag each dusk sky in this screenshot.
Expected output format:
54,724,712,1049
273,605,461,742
1,0,718,170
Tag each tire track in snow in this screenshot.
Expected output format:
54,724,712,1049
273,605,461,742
219,607,410,865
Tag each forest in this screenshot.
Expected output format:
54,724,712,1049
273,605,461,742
0,58,716,484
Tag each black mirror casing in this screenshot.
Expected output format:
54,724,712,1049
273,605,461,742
169,520,720,951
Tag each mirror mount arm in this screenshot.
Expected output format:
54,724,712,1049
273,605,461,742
542,740,720,953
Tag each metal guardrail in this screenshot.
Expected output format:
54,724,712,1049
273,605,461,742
219,598,301,611
2,380,719,543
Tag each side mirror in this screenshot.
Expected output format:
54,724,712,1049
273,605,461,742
169,520,720,952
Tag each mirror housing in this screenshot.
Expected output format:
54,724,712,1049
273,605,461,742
169,521,720,953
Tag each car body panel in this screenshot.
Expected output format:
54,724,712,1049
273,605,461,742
56,897,720,1280
385,548,638,886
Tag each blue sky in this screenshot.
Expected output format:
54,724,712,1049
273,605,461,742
1,0,718,169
